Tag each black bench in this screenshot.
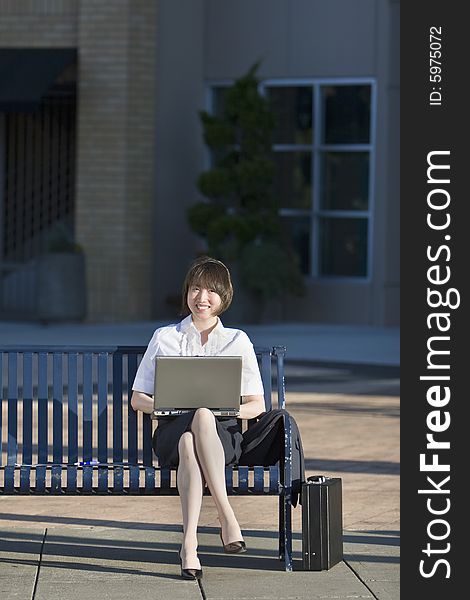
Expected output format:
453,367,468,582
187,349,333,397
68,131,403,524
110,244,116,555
0,345,294,571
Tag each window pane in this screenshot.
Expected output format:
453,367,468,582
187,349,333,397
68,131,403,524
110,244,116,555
273,151,312,210
320,217,368,277
281,216,310,274
266,86,313,144
320,152,369,211
212,86,230,118
322,85,371,144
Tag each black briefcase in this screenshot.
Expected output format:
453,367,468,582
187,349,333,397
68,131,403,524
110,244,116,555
301,475,343,570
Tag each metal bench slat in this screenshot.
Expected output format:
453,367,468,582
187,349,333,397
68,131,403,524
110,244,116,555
129,465,140,493
112,353,124,463
225,466,233,494
269,465,280,493
0,353,3,455
37,353,48,465
51,465,62,494
260,350,272,411
67,353,79,466
22,353,33,466
4,465,15,492
237,465,249,493
97,352,108,464
20,465,31,494
82,354,93,463
83,465,93,493
127,354,138,464
160,466,171,492
67,465,77,493
144,466,155,492
52,353,63,465
98,465,108,493
143,413,153,467
253,466,264,493
7,353,18,466
274,346,287,410
114,465,124,492
36,465,46,493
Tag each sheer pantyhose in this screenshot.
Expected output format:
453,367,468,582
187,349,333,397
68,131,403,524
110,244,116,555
177,407,243,570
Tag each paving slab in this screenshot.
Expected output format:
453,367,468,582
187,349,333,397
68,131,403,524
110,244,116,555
34,526,201,600
344,530,400,600
0,528,44,600
196,530,375,600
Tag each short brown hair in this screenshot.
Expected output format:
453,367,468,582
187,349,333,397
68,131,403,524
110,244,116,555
181,256,233,316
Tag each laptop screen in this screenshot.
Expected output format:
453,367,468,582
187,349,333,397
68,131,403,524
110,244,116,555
153,356,242,411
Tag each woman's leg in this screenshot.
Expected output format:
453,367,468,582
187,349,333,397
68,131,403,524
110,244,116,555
190,408,244,544
177,431,204,569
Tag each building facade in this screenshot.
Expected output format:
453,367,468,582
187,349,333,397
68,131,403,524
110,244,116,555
0,0,399,325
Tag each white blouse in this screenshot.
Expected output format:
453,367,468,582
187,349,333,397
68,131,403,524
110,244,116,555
132,315,264,397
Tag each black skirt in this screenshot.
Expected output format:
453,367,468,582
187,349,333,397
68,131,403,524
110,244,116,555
152,411,243,468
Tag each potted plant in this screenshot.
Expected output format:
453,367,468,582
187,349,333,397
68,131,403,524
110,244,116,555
36,222,87,322
187,62,304,322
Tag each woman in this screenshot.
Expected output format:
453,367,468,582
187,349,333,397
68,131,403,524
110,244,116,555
131,256,266,579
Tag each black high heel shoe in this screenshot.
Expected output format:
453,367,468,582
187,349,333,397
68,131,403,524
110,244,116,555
179,548,203,580
219,531,247,554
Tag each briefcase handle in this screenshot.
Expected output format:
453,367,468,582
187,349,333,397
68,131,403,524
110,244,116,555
306,475,328,484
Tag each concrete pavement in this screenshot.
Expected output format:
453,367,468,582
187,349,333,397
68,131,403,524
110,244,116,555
0,320,399,599
0,527,399,600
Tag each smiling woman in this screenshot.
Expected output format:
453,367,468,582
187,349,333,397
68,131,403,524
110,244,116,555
130,255,265,579
181,257,233,319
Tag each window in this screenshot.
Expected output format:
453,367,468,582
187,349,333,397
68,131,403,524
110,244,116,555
209,80,375,278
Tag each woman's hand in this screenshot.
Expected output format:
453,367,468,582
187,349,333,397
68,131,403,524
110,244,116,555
239,395,265,420
130,391,154,414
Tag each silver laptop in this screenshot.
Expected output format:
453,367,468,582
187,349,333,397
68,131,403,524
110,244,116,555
152,356,242,417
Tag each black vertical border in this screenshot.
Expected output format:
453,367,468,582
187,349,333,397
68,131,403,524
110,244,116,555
401,2,466,597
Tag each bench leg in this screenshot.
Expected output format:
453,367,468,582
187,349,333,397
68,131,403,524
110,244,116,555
279,493,285,560
278,491,293,571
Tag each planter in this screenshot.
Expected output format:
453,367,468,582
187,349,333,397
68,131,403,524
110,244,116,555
36,253,86,322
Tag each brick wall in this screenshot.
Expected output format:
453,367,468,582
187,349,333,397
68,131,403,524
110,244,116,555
76,0,156,321
0,0,78,45
0,0,157,322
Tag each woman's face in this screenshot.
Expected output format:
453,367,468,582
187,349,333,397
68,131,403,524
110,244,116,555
187,283,222,322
